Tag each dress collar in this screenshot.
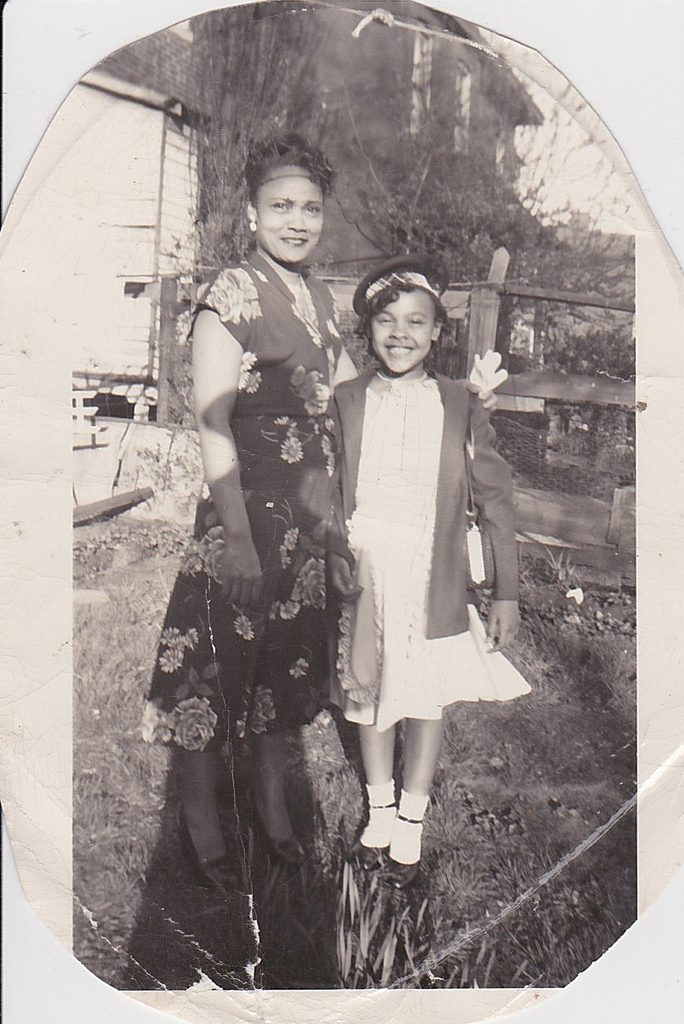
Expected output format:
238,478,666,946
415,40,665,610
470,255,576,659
248,248,310,302
376,369,429,386
374,370,435,395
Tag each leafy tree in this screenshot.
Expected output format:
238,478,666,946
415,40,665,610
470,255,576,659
191,6,634,380
192,4,328,270
339,127,545,282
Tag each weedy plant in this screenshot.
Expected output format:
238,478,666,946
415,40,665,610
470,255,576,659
73,519,636,989
541,546,579,588
336,860,431,988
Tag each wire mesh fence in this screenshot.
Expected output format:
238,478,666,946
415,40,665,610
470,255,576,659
491,406,634,502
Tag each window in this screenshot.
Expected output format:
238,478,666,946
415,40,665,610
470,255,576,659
410,34,433,135
453,61,472,153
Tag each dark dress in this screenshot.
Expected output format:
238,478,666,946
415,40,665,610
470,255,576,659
143,251,343,752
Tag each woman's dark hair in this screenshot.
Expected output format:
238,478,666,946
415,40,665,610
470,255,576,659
356,282,448,355
244,133,335,202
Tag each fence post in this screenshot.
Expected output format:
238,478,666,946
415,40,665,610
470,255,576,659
607,484,636,555
157,276,178,424
466,246,510,373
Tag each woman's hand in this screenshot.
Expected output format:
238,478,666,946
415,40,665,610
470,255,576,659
220,533,263,607
486,599,520,651
329,552,362,601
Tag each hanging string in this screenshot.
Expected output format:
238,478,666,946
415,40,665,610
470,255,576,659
351,7,395,38
343,2,499,60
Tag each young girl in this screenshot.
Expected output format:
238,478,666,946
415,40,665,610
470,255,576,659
328,255,531,889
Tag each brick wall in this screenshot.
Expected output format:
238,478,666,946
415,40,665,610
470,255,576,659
99,26,205,113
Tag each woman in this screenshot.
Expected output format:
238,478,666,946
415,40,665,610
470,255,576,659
142,134,357,890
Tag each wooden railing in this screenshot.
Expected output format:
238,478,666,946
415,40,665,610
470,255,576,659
498,370,634,408
146,258,637,578
465,247,635,578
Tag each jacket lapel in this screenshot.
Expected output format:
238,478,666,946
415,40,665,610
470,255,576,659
433,376,469,546
436,376,466,493
337,371,372,517
427,376,470,637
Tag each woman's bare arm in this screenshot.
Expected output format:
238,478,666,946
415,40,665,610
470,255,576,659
192,309,262,605
333,346,358,388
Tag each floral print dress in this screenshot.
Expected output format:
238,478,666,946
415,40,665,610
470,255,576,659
143,251,343,753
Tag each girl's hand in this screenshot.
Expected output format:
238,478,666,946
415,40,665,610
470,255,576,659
329,553,362,601
486,599,520,651
220,534,262,607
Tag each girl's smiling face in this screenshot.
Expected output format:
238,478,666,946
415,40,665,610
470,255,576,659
370,289,442,377
248,168,324,265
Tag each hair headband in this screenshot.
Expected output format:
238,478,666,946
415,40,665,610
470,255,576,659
259,164,317,187
365,271,441,304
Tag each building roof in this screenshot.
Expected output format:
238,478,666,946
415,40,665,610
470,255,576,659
320,1,543,127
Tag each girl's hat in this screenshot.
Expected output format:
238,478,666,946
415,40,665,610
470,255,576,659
353,254,449,316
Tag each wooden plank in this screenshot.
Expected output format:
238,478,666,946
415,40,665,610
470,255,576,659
157,277,178,424
161,196,194,214
499,370,635,407
75,372,157,387
72,390,105,447
74,372,157,387
514,485,611,548
496,394,545,414
607,485,636,551
488,247,511,284
442,289,469,321
163,146,194,166
73,487,153,525
161,176,196,198
467,247,510,370
503,282,634,314
160,199,195,218
517,536,635,582
165,136,191,154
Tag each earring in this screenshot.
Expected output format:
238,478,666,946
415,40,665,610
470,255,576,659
249,218,257,232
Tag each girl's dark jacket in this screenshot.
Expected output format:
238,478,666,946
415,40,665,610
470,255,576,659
327,371,519,639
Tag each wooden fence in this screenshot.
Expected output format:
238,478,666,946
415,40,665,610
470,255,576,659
463,247,635,580
154,249,636,581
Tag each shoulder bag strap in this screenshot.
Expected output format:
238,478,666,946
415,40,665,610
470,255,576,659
464,400,477,521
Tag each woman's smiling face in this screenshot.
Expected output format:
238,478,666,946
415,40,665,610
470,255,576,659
370,289,442,377
249,168,324,264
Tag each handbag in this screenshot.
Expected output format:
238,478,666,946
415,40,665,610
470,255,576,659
463,423,496,591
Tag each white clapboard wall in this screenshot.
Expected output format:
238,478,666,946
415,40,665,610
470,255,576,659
56,78,198,391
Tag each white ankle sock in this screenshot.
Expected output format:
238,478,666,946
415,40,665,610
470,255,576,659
360,780,396,849
389,790,429,865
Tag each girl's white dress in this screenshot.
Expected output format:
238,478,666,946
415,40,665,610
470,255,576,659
336,374,531,733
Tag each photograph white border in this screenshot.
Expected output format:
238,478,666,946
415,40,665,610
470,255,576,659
2,1,683,1021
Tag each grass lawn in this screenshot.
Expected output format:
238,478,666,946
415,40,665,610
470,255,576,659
73,517,636,990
